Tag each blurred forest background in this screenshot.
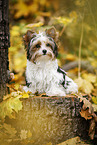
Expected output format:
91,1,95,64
8,0,97,103
0,0,97,144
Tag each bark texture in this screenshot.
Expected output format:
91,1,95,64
0,0,10,101
6,97,90,145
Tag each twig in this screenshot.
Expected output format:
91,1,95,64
62,60,96,74
78,16,84,78
59,25,66,36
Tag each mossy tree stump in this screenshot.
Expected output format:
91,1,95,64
5,96,90,145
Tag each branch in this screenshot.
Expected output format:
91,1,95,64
62,61,96,74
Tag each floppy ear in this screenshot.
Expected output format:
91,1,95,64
45,27,57,40
23,30,36,48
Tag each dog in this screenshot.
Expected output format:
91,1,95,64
23,27,78,96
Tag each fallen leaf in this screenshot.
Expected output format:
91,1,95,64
0,94,22,120
3,123,17,138
73,94,94,118
21,93,29,98
89,119,96,140
80,109,92,120
20,129,27,140
80,97,94,114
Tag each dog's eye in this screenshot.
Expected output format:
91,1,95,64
46,43,51,47
35,44,41,48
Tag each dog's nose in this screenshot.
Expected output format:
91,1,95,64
42,49,47,55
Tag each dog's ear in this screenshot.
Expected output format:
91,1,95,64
45,27,57,40
23,30,36,48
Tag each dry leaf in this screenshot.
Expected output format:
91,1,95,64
80,97,94,114
0,93,22,119
73,93,93,113
89,119,96,140
80,109,92,120
20,130,27,140
3,123,17,138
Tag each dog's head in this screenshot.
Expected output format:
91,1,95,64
23,27,58,63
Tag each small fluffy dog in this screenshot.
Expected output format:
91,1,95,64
23,27,78,96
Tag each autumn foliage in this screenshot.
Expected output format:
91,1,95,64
0,0,97,144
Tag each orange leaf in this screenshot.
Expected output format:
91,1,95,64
80,109,92,120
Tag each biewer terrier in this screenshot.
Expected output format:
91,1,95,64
23,27,78,96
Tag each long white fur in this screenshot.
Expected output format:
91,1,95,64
24,59,78,96
23,31,78,96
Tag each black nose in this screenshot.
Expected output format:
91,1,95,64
42,49,47,55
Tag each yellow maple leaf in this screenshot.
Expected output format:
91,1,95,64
0,95,22,119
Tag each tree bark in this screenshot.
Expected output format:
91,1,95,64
0,0,10,101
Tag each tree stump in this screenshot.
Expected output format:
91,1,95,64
5,97,90,145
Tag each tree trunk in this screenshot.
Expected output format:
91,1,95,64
0,0,10,101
